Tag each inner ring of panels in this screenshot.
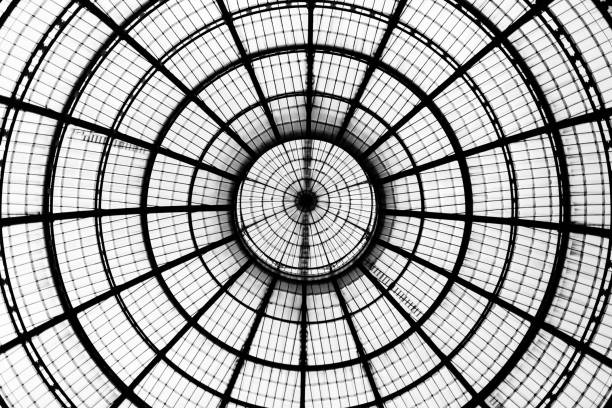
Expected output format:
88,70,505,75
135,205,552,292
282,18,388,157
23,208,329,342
235,139,377,279
0,1,611,408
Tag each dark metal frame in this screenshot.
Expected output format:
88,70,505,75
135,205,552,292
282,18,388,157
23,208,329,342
0,0,611,407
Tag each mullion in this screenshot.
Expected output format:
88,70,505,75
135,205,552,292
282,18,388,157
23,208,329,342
240,203,290,233
244,177,295,196
109,260,253,408
0,233,236,355
384,209,612,239
74,0,255,157
358,264,486,405
310,218,333,270
285,141,308,193
306,1,315,140
322,203,371,234
376,238,612,368
277,210,305,269
331,279,384,408
298,211,311,271
295,102,312,408
239,200,287,226
215,0,282,142
0,95,237,181
333,0,407,144
324,180,370,196
214,0,309,188
219,277,278,408
0,203,231,227
299,280,308,408
361,0,555,159
312,142,354,188
314,209,362,261
300,4,313,372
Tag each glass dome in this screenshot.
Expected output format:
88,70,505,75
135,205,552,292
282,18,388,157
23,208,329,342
0,0,611,407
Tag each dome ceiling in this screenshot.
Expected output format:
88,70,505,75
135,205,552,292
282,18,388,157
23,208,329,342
0,0,611,407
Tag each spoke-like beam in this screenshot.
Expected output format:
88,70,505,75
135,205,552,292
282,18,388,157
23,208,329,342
361,0,555,159
0,203,231,227
299,280,308,408
74,0,255,157
384,209,612,239
239,204,292,239
314,0,409,189
305,1,315,140
215,0,283,142
316,202,371,233
219,276,278,408
0,234,235,355
333,0,407,144
376,238,612,368
378,106,612,184
332,280,384,408
0,95,238,181
358,264,486,406
109,260,253,408
300,6,313,387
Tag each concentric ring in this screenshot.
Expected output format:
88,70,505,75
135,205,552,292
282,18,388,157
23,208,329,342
0,1,611,408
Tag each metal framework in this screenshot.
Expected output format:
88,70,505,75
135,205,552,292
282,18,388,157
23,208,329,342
0,0,611,407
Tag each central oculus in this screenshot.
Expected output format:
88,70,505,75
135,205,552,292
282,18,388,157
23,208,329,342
234,139,377,280
295,189,318,212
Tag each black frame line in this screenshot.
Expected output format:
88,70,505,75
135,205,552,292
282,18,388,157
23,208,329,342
0,0,610,407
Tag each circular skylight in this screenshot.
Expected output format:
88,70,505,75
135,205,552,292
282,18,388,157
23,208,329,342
235,139,377,279
0,1,611,408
